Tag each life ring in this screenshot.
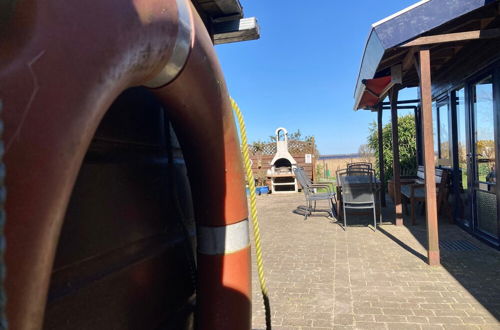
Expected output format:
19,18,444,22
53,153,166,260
0,0,251,328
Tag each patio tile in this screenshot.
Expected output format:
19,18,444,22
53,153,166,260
250,193,500,329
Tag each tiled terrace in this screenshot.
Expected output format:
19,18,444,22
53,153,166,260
250,193,500,330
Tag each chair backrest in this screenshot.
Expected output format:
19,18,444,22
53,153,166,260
436,169,450,206
293,167,311,194
295,167,312,186
347,167,376,177
348,162,372,170
336,168,348,186
416,165,425,182
341,170,375,204
415,165,445,185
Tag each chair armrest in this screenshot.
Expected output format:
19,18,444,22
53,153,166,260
312,180,335,188
390,178,418,186
309,183,333,194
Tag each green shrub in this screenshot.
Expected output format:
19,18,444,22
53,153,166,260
367,114,417,183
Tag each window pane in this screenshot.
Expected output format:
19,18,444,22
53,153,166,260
472,75,497,238
456,88,467,179
439,103,451,165
473,76,495,184
455,88,470,222
433,102,438,165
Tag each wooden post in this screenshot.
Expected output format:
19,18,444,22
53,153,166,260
390,88,403,225
418,48,440,266
377,104,386,207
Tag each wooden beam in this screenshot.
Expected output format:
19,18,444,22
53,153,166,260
414,53,421,80
401,28,500,47
402,46,418,72
213,17,260,45
382,105,418,110
390,87,403,226
382,99,420,105
380,49,407,68
391,64,402,84
431,47,458,60
418,49,440,266
377,105,386,208
480,17,495,29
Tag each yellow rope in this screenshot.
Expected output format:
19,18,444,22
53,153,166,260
230,97,271,330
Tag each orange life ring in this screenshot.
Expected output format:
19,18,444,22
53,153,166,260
0,0,251,328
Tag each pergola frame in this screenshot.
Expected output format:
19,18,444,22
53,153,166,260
382,51,441,265
371,57,440,265
354,0,500,266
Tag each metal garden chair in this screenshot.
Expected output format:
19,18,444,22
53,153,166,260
337,169,379,230
294,167,335,219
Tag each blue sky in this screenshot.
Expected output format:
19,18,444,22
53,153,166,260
216,0,418,155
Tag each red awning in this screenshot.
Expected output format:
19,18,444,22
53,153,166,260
358,76,392,109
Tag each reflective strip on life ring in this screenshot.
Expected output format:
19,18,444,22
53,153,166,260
197,220,251,329
197,219,250,255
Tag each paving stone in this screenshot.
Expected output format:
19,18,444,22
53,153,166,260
250,194,500,330
281,317,312,327
428,316,464,324
375,314,408,322
383,308,415,316
312,318,334,327
386,323,421,329
353,314,375,322
447,326,483,330
480,325,500,330
354,321,388,329
333,314,354,326
421,326,445,330
420,304,454,310
407,315,429,323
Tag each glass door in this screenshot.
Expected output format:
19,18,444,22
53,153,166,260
470,75,498,239
453,87,472,225
437,101,452,166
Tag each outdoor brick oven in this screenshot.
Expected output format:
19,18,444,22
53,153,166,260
268,127,298,193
